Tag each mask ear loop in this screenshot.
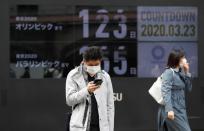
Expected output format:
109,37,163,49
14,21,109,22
81,59,86,71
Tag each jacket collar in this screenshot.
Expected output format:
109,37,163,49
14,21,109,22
72,64,88,83
166,67,180,73
172,68,180,73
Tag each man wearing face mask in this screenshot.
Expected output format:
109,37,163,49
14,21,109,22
66,46,114,131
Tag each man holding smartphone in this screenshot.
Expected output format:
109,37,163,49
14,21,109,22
66,46,114,131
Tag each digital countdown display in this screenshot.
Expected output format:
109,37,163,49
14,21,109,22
75,42,137,77
9,5,198,78
137,7,198,41
75,6,137,41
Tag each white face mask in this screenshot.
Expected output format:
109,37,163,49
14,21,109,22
179,58,187,68
85,64,101,75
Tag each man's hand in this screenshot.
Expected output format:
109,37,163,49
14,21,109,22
167,111,175,120
87,81,99,94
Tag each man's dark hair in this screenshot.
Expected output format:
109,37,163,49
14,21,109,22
167,49,185,68
83,46,103,61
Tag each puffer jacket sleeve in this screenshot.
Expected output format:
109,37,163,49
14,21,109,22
179,71,192,92
161,69,174,113
65,73,90,107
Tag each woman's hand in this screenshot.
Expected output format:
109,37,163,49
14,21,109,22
167,111,175,120
183,62,190,74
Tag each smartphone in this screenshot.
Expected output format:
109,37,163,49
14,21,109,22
93,79,103,86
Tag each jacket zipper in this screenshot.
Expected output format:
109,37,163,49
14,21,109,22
82,100,89,126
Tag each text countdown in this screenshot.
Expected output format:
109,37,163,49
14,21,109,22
137,7,198,41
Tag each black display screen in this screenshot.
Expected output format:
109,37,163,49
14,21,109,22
10,5,137,78
10,5,198,79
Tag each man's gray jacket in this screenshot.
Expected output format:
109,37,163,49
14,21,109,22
66,65,114,131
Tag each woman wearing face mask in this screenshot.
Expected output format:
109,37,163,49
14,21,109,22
66,46,114,131
158,49,192,131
